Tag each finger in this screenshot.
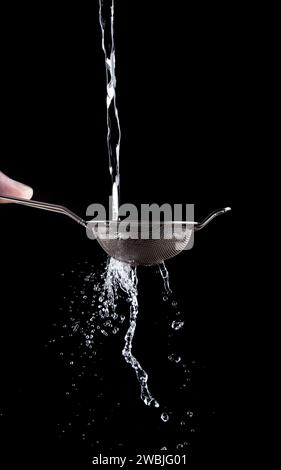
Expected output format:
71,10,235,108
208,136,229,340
0,171,33,203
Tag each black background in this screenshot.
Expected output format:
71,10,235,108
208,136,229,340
0,1,243,468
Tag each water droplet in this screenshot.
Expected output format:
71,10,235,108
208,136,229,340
151,399,160,408
171,320,184,330
161,412,170,422
168,353,181,363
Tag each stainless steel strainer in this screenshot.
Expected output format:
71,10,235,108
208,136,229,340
0,195,231,266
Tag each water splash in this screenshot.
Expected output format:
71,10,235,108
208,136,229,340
50,259,197,449
67,259,159,408
99,0,121,220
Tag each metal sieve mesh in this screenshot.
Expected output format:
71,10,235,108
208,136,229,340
93,222,194,266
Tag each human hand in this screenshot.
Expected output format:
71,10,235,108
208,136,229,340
0,171,33,203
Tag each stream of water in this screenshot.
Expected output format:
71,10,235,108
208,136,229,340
105,258,160,407
99,0,121,220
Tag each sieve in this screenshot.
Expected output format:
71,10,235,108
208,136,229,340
0,195,231,266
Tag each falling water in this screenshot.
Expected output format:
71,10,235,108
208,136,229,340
159,262,172,296
54,258,159,409
52,258,196,449
99,0,121,220
106,258,159,408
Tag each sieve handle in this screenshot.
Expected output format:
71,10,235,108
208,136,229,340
0,194,87,228
195,207,231,231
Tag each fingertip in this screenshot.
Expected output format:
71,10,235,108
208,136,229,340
19,185,33,200
0,171,33,201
